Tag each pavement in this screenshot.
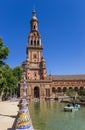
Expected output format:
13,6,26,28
0,101,18,130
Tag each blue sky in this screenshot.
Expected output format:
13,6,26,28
0,0,85,75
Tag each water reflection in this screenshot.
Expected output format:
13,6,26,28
29,101,85,130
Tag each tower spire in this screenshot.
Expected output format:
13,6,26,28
31,9,38,21
30,10,38,31
32,5,36,15
28,11,42,48
32,10,36,17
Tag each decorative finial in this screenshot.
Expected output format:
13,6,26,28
32,10,36,17
32,8,37,21
32,4,36,16
33,5,36,12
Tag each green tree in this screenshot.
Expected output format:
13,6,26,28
0,38,9,99
66,90,74,97
78,90,85,96
0,68,7,96
0,38,9,67
13,66,22,81
0,38,22,99
1,64,17,98
13,66,22,97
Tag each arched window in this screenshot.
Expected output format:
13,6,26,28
34,25,35,29
80,87,83,90
74,87,78,91
34,87,40,98
34,40,36,46
37,40,39,46
69,87,73,91
57,87,61,92
52,87,55,93
33,54,37,59
31,40,33,45
63,87,67,92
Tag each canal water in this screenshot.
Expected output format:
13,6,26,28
29,101,85,130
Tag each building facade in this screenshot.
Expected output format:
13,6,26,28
20,11,85,99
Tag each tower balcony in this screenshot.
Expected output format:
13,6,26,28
27,44,43,50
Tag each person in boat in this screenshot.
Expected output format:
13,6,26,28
67,103,73,107
72,103,75,107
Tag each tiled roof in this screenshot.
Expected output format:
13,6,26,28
47,74,85,80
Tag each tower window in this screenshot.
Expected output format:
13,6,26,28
34,72,37,77
31,40,33,45
37,40,39,46
34,40,36,46
34,25,35,29
33,54,37,59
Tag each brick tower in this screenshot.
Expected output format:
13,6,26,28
20,11,48,99
26,10,47,80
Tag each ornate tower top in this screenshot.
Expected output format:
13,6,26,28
30,10,38,31
27,10,42,48
31,10,38,21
